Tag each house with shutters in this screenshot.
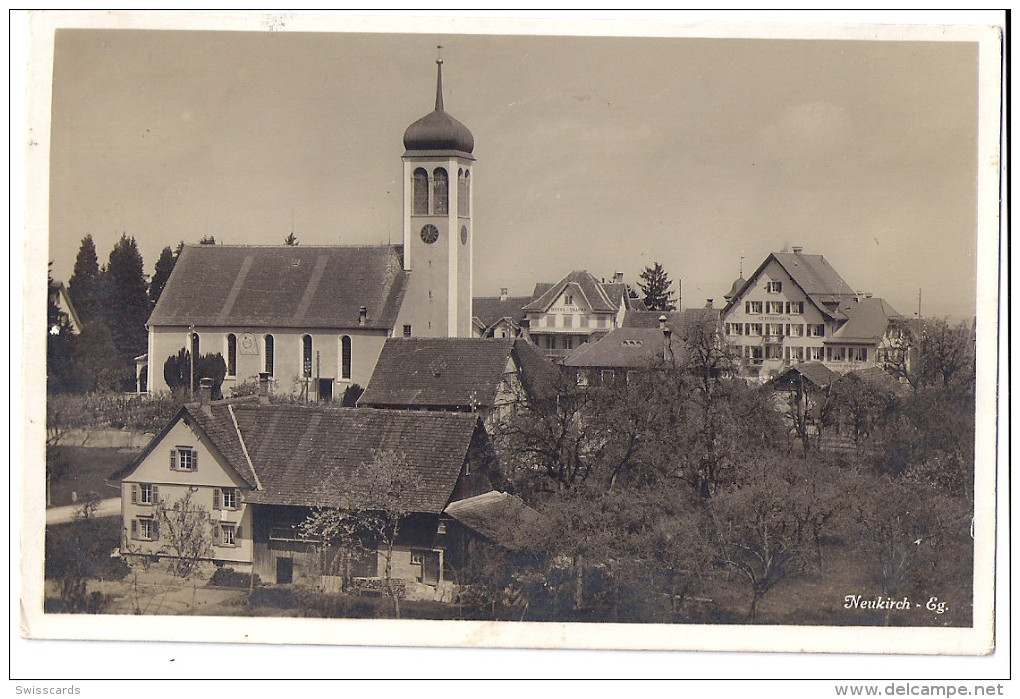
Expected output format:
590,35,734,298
142,58,480,401
720,248,905,378
521,270,645,361
110,396,514,597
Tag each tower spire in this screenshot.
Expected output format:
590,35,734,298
435,46,445,112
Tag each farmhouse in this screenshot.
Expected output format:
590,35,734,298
110,397,515,598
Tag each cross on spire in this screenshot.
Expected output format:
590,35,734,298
435,45,445,112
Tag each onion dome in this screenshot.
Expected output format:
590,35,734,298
724,276,746,302
403,59,475,154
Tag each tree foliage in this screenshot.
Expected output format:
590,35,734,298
637,261,677,311
284,232,299,246
163,349,227,399
104,234,151,377
152,489,214,579
68,235,103,323
149,245,177,306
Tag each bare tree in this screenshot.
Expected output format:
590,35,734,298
301,450,424,618
153,489,213,579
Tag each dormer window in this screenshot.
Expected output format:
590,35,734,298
767,281,782,293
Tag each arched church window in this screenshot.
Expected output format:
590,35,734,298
302,335,313,378
191,332,200,356
264,334,274,376
226,333,237,376
458,169,469,216
433,168,448,215
340,335,352,381
412,168,429,215
463,170,470,215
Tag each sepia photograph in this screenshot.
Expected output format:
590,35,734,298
15,10,1005,676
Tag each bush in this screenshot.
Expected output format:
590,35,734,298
209,567,261,589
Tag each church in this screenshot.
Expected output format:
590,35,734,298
144,59,477,400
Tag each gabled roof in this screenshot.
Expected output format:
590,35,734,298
622,308,721,333
522,270,619,314
234,406,481,513
828,297,903,344
51,282,83,334
109,401,260,488
562,327,683,369
510,338,562,401
359,338,515,409
723,252,858,319
472,295,531,332
444,491,541,550
148,245,408,330
769,361,838,390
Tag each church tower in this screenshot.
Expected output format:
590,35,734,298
396,58,475,338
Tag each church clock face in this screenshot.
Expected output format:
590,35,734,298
420,224,440,244
460,225,468,245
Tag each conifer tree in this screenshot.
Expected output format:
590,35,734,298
149,246,177,306
638,262,678,311
105,234,150,379
68,235,103,323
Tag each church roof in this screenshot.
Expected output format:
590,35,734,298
148,245,408,331
403,60,474,156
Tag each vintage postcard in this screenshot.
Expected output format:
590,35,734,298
15,10,1005,672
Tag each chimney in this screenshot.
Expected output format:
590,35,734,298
613,272,624,284
792,246,803,254
500,287,508,302
198,377,214,404
358,306,368,326
705,299,714,308
258,372,271,404
658,314,668,331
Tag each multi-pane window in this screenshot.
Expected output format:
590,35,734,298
745,323,763,336
787,324,804,337
745,301,763,314
226,333,237,376
302,335,313,378
849,347,868,362
264,334,275,376
766,281,782,293
412,168,429,215
340,336,352,381
171,447,197,471
786,301,804,314
432,168,449,214
600,369,615,384
766,323,784,337
807,324,826,337
787,346,805,362
765,344,783,360
563,294,574,305
215,487,239,510
140,483,156,504
726,323,743,336
564,336,574,350
403,325,412,338
828,347,847,362
220,524,236,547
808,347,823,361
745,346,763,363
767,301,784,314
132,517,156,541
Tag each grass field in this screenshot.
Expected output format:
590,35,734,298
47,446,136,507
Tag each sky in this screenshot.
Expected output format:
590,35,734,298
44,15,992,322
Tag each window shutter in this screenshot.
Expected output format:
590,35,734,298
151,520,159,540
170,450,177,470
152,485,159,502
130,484,138,504
131,520,138,539
193,451,198,471
235,526,242,541
213,488,221,509
212,525,220,544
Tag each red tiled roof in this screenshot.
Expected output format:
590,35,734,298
359,338,515,409
149,245,408,330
